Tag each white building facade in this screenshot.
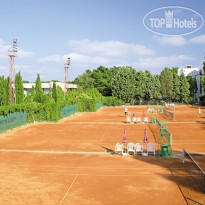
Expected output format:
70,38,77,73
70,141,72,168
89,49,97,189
178,65,204,101
23,82,77,96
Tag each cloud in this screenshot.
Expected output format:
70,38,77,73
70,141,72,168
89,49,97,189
189,34,205,43
68,39,155,57
39,52,122,67
18,48,35,58
134,55,193,69
153,35,187,46
39,39,155,71
39,54,65,63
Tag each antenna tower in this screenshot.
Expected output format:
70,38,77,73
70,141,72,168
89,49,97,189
8,39,18,104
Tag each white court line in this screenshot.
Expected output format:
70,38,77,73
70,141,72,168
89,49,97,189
0,164,182,170
59,174,78,205
0,172,181,177
0,149,108,155
100,125,110,142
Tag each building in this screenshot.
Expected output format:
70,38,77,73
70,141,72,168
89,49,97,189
178,65,204,101
23,81,77,96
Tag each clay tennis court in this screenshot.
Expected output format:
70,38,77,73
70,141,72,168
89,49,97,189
0,105,205,204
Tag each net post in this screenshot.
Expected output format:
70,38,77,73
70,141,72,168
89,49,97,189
182,148,185,164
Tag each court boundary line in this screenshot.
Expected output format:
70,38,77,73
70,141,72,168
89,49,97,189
100,125,110,142
0,149,108,155
1,149,205,155
59,174,78,205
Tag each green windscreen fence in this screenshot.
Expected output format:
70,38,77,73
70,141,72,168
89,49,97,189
96,101,102,110
0,111,27,132
61,104,77,119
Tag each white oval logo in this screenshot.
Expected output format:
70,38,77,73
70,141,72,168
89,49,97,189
143,6,204,36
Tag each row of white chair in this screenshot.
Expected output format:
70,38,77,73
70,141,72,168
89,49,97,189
126,117,149,124
115,142,155,156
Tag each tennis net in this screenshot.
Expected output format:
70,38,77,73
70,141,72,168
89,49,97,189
163,108,175,120
183,148,205,191
165,103,175,111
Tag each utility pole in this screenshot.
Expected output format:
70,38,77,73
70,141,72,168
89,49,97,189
64,57,70,96
8,39,18,104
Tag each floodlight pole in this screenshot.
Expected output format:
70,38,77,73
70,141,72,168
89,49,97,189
8,39,18,104
64,57,70,97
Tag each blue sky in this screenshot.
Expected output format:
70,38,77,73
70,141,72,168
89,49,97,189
0,0,205,82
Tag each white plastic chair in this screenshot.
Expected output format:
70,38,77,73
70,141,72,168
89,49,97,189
115,143,124,154
126,117,131,123
136,117,141,123
147,143,155,156
127,143,135,155
144,117,149,123
132,117,137,123
134,143,143,155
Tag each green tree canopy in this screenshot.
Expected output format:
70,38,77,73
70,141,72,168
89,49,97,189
15,71,24,104
34,74,44,103
52,82,57,102
180,74,190,103
172,72,181,102
0,76,9,106
135,70,146,102
111,67,136,103
160,67,173,101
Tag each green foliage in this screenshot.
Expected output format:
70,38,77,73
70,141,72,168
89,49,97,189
57,86,64,101
34,74,44,103
0,76,9,106
187,76,198,100
172,73,181,102
144,71,161,102
15,71,24,104
179,74,190,103
160,68,173,101
111,67,136,103
201,74,205,93
66,87,102,112
73,66,112,96
102,96,122,106
135,70,146,101
73,69,94,90
52,82,57,102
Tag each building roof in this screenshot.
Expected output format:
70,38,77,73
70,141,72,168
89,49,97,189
23,82,77,89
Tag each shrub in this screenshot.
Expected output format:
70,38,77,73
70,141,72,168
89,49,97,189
102,96,122,107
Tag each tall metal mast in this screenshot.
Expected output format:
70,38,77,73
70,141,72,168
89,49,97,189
8,39,18,104
64,57,70,96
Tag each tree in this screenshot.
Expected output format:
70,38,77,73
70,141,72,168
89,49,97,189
15,71,24,104
0,76,9,106
34,74,44,103
52,82,57,102
187,76,198,101
135,70,146,103
179,74,190,103
160,68,173,101
172,73,181,102
91,66,112,96
73,69,94,90
111,67,136,103
144,70,155,101
152,75,162,102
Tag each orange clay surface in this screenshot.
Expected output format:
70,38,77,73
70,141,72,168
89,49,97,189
0,105,205,204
